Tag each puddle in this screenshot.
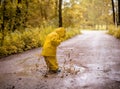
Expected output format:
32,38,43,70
60,64,86,75
42,64,87,79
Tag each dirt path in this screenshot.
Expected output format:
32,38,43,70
0,30,120,89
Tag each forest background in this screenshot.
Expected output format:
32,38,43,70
0,0,119,57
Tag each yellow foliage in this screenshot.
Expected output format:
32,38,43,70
107,25,116,35
0,26,81,57
65,27,81,39
39,26,54,46
0,33,2,40
0,46,17,56
108,25,120,39
114,28,120,39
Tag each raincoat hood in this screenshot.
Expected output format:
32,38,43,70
55,27,66,38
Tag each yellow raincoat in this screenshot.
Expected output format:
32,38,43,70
41,27,66,72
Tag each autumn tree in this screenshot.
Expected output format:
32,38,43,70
63,0,84,27
0,0,60,46
111,0,116,24
59,0,63,27
0,0,7,46
111,0,120,26
79,0,112,29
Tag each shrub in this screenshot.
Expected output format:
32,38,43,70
0,31,25,56
65,27,81,39
114,28,120,39
39,26,54,46
21,29,38,50
107,25,116,35
108,25,120,39
0,26,81,57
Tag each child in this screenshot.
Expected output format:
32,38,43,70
41,27,66,73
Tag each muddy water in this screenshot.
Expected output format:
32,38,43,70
0,30,120,89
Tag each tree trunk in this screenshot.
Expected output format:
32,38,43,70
55,0,58,16
13,0,22,31
23,0,29,27
1,0,7,46
18,0,21,3
118,0,120,25
58,0,62,27
111,0,116,24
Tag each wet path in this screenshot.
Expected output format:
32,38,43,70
0,30,120,89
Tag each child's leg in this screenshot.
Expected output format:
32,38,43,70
44,56,59,71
